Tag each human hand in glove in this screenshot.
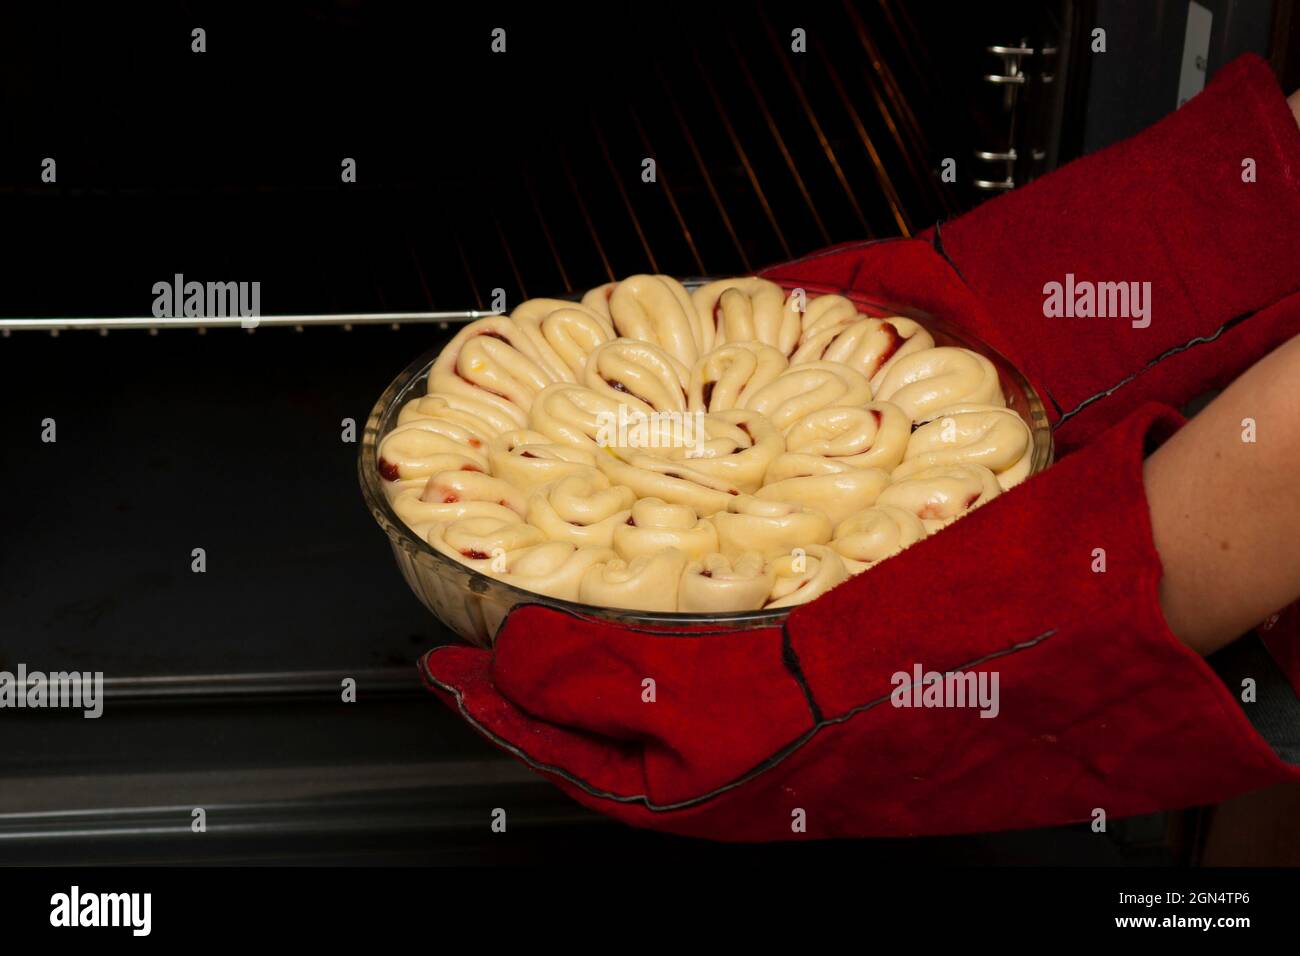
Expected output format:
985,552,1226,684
420,54,1300,840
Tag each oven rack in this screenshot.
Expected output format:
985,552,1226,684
0,311,489,335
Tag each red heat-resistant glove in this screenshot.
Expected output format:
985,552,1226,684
420,54,1300,840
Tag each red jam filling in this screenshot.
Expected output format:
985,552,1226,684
870,322,903,377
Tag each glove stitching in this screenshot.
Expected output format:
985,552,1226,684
1054,307,1255,428
421,626,1060,813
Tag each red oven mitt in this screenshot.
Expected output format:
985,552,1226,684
420,54,1300,840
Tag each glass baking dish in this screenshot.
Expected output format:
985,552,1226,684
359,281,1054,646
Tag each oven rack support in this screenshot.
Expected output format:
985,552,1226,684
0,311,491,335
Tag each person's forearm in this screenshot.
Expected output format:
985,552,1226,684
1146,334,1300,655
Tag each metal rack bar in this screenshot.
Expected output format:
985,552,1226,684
591,114,662,274
814,33,912,236
629,106,706,276
842,0,955,216
694,51,793,260
657,66,752,273
493,215,529,301
519,161,573,293
558,145,617,282
759,11,872,237
453,232,485,310
876,0,934,101
0,311,488,333
408,239,436,308
729,35,833,245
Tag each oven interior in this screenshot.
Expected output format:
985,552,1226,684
1,0,1292,863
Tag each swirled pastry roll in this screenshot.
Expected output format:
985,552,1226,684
580,547,689,612
873,346,1004,422
583,338,689,414
378,416,491,481
428,317,555,428
765,544,849,608
607,274,707,366
713,495,832,558
401,390,521,437
491,541,617,603
892,403,1034,490
390,469,527,538
757,467,890,527
596,450,738,516
378,275,1046,616
527,471,636,548
679,552,776,612
741,361,873,432
614,497,719,561
395,394,500,447
790,291,859,339
488,429,598,490
692,277,795,355
529,383,635,449
428,515,547,572
687,342,789,413
643,410,785,496
876,462,1002,532
580,282,616,319
511,299,615,380
831,505,928,574
386,481,502,544
791,316,935,387
768,401,910,479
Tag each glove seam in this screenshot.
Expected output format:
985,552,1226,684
1054,307,1256,429
929,219,967,286
780,621,824,725
929,219,1067,420
422,627,1060,813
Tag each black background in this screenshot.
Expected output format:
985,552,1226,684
0,1,1287,867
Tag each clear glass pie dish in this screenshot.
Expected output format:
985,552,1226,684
359,281,1054,647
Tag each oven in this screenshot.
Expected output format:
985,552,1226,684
1,0,1294,864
